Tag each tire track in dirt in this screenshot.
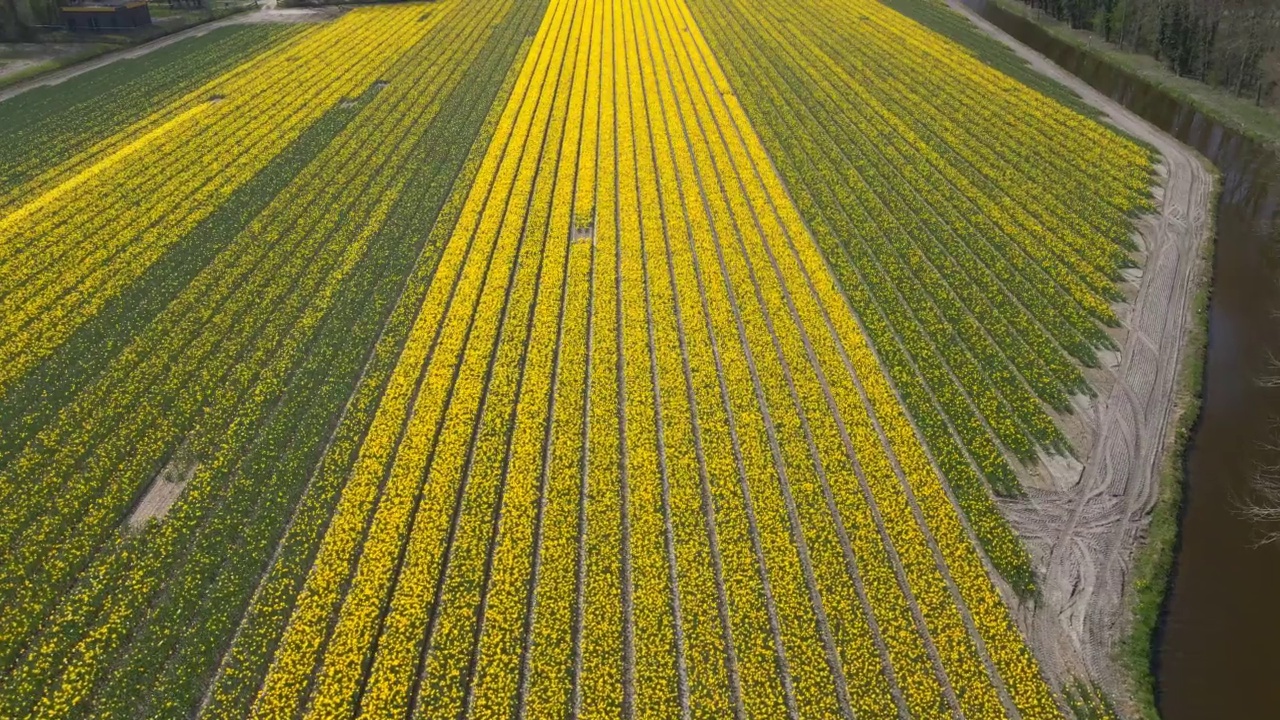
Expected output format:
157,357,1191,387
947,0,1214,707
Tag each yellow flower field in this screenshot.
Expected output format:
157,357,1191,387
239,0,1090,715
0,0,1154,715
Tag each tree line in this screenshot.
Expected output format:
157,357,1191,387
1012,0,1279,106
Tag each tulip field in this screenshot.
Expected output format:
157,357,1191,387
0,0,1154,716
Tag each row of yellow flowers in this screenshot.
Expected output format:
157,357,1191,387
0,6,518,714
615,0,683,708
0,0,462,638
513,2,600,715
467,1,596,715
184,0,1129,716
630,0,739,712
199,8,543,714
644,32,853,718
751,21,1071,456
0,24,295,199
796,4,1139,295
240,3,540,717
0,8,433,401
648,9,914,719
661,3,1008,716
681,0,1071,716
702,27,1066,720
683,0,1151,605
635,0,798,715
388,1,587,714
575,0,626,714
835,2,1148,256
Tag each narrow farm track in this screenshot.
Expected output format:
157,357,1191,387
0,0,1178,714
946,0,1214,704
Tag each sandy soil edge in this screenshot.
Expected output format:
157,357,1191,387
945,0,1215,713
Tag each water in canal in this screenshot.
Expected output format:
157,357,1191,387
955,1,1280,716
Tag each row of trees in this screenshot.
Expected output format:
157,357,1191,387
1013,0,1280,106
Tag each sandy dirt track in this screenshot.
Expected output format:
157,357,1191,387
947,0,1214,710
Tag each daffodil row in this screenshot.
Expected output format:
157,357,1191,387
656,5,1024,718
0,4,429,215
681,0,1047,523
387,4,586,716
199,12,540,715
724,2,1128,328
515,4,600,715
741,9,1103,407
0,0,475,646
0,6,435,404
513,216,592,720
853,0,1152,204
671,4,1067,714
636,0,796,714
576,2,626,714
819,0,1148,254
466,6,596,719
0,84,401,687
643,5,938,718
630,0,741,713
747,38,1071,455
0,24,294,196
780,8,1135,301
245,2,563,717
686,0,1151,599
0,6,529,714
157,14,548,715
616,1,685,710
646,29,852,717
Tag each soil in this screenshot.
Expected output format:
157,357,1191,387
126,451,199,530
947,0,1214,710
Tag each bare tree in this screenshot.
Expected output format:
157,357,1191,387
1244,450,1280,546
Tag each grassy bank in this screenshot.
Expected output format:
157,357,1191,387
989,0,1280,151
1117,164,1218,720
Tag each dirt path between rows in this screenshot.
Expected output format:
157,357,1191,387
946,0,1214,711
0,0,334,105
